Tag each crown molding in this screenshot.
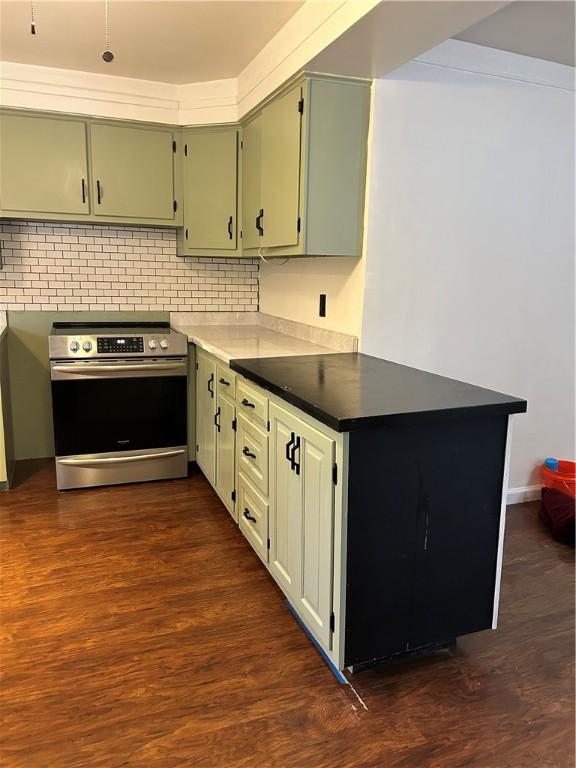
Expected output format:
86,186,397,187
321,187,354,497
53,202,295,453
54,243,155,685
0,60,239,125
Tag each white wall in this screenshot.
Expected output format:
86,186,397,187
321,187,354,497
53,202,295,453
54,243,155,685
259,256,366,336
361,43,575,494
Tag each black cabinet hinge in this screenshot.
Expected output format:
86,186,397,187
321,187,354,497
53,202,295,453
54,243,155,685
173,200,178,212
240,229,243,240
172,140,177,153
240,139,244,150
195,361,199,370
267,538,271,550
330,612,335,633
298,97,304,115
267,420,271,432
184,143,188,157
332,463,338,485
297,216,301,233
196,444,199,452
231,490,236,502
232,418,237,432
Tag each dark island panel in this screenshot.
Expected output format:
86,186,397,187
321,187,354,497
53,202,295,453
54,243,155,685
230,353,527,432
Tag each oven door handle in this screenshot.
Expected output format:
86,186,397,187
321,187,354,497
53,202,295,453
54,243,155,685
52,362,185,374
58,449,186,467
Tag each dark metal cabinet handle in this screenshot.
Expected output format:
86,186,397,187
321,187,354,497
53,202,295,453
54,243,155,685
81,178,86,203
214,406,221,432
207,373,214,398
291,436,301,475
285,432,295,468
96,180,102,204
241,398,255,409
185,228,189,240
256,208,264,236
243,508,256,523
227,216,233,240
243,446,256,459
219,377,230,386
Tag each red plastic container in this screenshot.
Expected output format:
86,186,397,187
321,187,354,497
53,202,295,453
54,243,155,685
541,460,576,498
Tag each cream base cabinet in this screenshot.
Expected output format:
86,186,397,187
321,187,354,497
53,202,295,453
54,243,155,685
215,393,236,519
195,351,216,486
269,402,335,650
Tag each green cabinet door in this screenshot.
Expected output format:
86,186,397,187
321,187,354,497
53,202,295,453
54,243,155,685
183,130,238,249
260,83,302,248
0,113,89,215
241,115,262,251
90,123,175,220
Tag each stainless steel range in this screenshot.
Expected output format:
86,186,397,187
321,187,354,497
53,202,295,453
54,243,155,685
48,322,188,490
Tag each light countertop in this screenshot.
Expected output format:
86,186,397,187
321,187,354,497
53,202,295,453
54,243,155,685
170,322,337,363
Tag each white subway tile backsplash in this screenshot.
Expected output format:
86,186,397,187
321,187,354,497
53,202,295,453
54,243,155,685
0,221,259,312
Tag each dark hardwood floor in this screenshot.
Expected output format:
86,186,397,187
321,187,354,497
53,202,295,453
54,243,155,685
1,460,574,768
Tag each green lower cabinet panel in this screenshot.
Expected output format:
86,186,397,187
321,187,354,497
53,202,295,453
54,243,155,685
182,129,238,251
260,83,302,249
0,113,89,216
90,123,176,221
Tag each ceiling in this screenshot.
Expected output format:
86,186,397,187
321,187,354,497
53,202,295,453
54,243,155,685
454,1,575,67
0,0,304,83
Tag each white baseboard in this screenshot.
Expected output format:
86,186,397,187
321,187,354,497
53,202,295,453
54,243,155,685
507,485,542,505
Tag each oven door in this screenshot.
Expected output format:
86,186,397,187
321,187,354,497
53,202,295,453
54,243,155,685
50,358,188,457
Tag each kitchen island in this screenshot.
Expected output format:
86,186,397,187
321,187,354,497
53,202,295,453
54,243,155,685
192,342,527,673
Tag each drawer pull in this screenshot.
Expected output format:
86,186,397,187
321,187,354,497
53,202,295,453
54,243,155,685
243,508,257,523
243,447,256,459
241,398,255,408
219,377,230,386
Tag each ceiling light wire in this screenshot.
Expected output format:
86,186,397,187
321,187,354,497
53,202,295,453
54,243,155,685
102,0,114,62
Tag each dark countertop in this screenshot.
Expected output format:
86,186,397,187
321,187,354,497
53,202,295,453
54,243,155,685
230,353,527,432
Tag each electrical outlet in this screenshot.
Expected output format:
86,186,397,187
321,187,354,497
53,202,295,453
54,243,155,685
319,294,327,317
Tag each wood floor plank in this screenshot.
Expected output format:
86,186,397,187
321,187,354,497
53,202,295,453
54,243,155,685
1,460,574,768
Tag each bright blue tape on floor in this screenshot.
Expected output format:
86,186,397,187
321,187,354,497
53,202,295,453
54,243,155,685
284,599,347,685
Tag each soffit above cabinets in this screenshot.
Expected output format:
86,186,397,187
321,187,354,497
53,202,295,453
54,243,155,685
454,1,575,68
0,0,304,83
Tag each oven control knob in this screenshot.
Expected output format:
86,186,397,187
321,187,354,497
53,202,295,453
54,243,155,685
148,339,157,350
82,340,93,352
160,339,169,350
69,340,80,353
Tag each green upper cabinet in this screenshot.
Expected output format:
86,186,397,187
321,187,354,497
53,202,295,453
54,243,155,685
241,115,262,252
241,74,371,259
0,113,89,216
179,128,239,254
259,83,302,249
90,123,177,222
0,109,181,227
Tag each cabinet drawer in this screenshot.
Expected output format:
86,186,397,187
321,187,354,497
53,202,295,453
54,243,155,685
237,414,268,497
216,364,236,400
237,379,268,428
238,473,269,564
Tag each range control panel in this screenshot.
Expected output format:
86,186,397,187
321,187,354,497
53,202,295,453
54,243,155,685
97,337,144,354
